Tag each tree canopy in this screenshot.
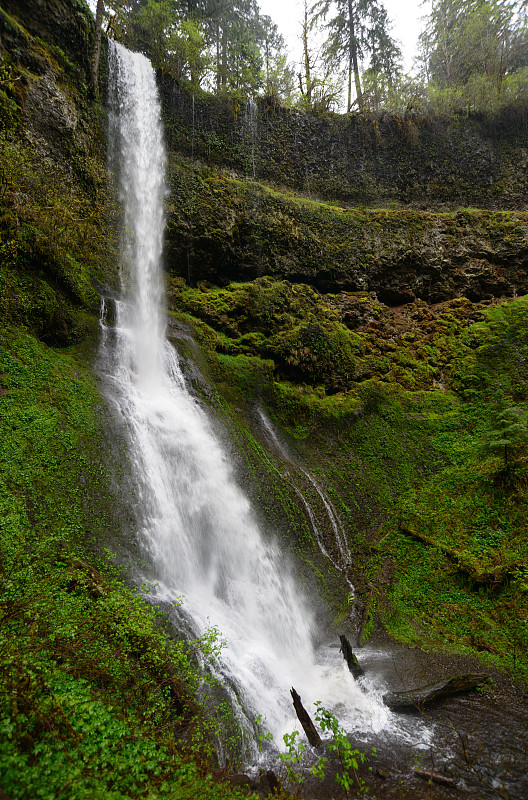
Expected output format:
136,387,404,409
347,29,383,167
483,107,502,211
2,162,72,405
91,0,528,114
419,0,528,110
96,0,291,96
314,0,402,111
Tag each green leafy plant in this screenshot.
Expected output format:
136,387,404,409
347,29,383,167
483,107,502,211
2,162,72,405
254,715,273,751
314,704,375,797
277,730,306,797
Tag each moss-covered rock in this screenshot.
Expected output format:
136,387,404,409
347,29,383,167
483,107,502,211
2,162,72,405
166,158,528,303
0,0,94,84
0,5,116,344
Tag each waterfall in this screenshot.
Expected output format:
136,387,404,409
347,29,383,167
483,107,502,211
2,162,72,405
102,40,423,755
245,97,258,178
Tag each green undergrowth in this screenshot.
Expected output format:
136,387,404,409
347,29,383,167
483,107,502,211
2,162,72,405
169,278,528,678
381,298,528,676
0,326,256,799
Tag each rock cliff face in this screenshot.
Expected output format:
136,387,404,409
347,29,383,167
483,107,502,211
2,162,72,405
161,83,528,210
166,160,528,305
1,0,93,80
0,0,113,344
1,0,98,165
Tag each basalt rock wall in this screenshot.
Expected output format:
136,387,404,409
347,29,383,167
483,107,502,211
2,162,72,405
161,81,528,210
1,0,94,82
166,159,528,304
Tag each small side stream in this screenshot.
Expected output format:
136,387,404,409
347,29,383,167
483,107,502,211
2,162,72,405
168,320,528,800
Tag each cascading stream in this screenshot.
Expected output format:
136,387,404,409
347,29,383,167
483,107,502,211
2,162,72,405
101,40,429,755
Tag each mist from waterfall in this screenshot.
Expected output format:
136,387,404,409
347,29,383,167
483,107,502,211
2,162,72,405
101,40,422,753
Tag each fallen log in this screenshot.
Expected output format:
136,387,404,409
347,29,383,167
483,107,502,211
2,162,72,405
399,524,521,587
339,634,364,680
383,673,491,711
290,687,322,747
414,767,457,788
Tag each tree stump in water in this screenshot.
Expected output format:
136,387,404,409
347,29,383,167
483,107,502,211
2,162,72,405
383,673,491,711
339,634,364,679
290,688,322,747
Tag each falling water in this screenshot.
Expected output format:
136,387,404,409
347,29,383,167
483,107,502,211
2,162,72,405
102,41,430,756
255,407,355,597
245,97,258,179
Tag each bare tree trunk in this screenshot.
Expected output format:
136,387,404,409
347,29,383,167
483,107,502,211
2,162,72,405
91,0,104,97
221,23,228,87
216,21,221,91
302,0,312,105
348,1,363,111
290,688,322,748
339,634,364,680
347,38,353,112
265,38,270,92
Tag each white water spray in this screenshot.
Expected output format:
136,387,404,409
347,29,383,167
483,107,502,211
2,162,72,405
245,97,258,178
102,41,430,754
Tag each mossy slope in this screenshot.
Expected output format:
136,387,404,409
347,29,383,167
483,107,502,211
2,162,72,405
169,278,528,679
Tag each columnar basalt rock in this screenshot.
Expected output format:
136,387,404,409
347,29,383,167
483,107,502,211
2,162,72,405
160,80,528,211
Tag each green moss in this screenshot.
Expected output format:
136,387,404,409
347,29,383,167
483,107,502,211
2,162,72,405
0,130,116,342
169,275,528,677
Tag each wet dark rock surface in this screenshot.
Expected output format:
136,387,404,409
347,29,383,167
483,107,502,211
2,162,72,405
0,0,94,81
349,637,528,800
228,635,528,799
161,84,528,210
166,160,528,303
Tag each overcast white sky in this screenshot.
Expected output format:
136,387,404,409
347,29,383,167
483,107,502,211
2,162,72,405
258,0,431,73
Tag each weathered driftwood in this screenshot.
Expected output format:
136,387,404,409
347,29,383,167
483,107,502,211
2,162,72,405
414,767,457,788
339,634,364,680
383,673,491,711
290,687,322,747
